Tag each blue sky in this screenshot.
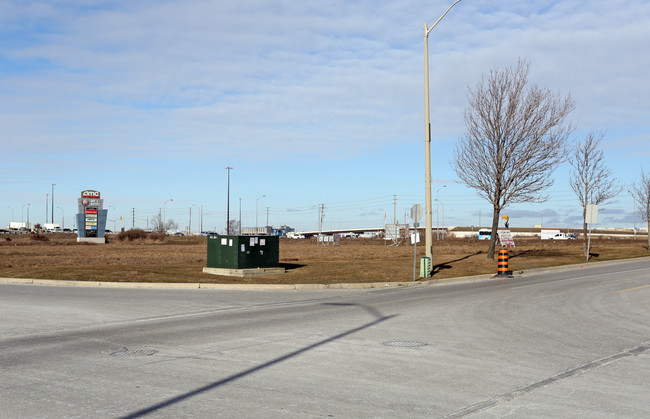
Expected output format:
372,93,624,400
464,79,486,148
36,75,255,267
1,0,649,233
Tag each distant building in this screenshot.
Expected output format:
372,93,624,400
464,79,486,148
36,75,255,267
241,225,294,237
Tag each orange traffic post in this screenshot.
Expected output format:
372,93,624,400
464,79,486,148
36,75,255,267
496,249,513,278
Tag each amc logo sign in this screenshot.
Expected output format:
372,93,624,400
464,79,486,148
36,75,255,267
81,190,101,198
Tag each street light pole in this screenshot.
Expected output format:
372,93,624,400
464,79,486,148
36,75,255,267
192,204,200,235
51,183,55,226
225,166,233,235
441,201,445,239
239,198,242,235
57,207,64,229
424,0,463,275
256,195,265,230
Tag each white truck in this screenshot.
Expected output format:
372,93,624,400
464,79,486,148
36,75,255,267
541,229,575,240
8,222,30,231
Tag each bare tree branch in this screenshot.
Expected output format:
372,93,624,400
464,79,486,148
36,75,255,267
569,130,623,251
452,59,575,259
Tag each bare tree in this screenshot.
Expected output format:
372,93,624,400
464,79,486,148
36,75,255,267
226,219,241,235
631,169,650,250
150,213,163,232
452,59,575,259
569,130,622,249
150,213,178,233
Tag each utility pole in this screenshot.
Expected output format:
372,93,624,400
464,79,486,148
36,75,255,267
57,206,64,229
132,208,135,229
189,207,192,234
393,195,397,225
318,204,325,233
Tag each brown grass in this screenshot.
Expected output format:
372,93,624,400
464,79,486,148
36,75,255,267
0,233,648,284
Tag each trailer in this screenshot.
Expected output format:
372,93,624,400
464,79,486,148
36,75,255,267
541,229,561,240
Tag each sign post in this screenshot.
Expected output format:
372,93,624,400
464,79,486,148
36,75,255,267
585,204,598,262
411,204,423,281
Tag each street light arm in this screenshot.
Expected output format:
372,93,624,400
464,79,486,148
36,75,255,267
426,0,463,36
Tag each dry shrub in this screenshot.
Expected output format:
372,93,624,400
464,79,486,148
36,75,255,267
117,229,147,242
29,233,49,242
148,232,166,242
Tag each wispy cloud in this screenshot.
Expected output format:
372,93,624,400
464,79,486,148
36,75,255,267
1,1,648,229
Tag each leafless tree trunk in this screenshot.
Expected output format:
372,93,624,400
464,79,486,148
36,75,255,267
631,169,650,250
227,219,241,235
151,213,164,232
569,130,622,253
452,59,574,259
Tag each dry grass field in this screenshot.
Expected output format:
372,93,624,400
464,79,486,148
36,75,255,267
0,233,648,285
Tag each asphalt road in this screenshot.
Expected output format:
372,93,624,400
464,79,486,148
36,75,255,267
1,259,649,418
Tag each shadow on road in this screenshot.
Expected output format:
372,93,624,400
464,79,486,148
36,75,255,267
120,304,396,418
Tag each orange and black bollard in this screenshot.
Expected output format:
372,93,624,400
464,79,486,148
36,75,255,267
496,249,513,278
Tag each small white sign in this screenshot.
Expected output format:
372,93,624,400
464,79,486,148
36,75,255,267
410,233,420,244
586,204,599,224
221,238,227,245
498,230,515,246
260,239,266,246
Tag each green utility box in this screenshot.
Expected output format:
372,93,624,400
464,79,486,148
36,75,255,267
419,256,431,278
207,235,280,269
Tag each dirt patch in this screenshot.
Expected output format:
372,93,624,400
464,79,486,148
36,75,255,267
0,234,648,284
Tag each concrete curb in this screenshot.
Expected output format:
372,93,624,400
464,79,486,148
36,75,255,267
0,277,423,290
2,256,649,290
